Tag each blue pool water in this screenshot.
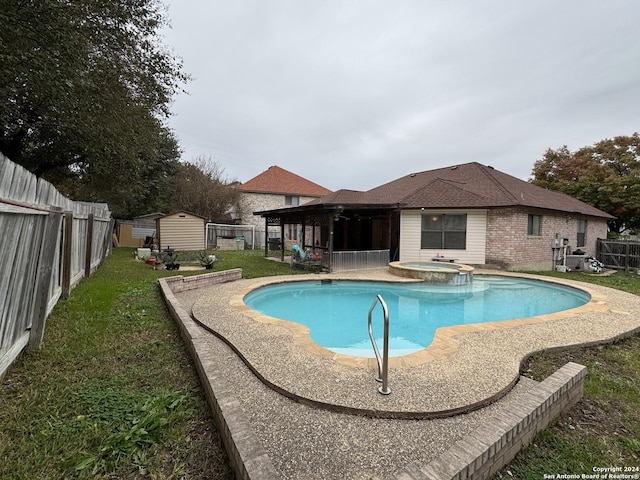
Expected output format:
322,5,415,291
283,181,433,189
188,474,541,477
244,277,590,358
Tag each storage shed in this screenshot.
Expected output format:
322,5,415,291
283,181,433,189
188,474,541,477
156,211,206,251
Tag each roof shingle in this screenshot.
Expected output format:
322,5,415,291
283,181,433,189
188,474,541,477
312,162,613,218
239,165,332,196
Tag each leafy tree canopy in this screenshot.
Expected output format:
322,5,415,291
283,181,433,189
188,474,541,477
170,156,240,223
531,133,640,233
0,0,188,217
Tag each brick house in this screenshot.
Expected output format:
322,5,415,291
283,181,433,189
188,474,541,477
255,162,613,271
238,165,332,247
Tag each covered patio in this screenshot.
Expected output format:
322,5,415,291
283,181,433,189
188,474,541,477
255,193,401,272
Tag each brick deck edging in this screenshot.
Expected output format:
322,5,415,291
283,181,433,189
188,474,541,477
392,362,587,480
162,268,243,293
159,271,280,480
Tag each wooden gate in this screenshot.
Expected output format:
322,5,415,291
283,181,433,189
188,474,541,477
597,239,640,271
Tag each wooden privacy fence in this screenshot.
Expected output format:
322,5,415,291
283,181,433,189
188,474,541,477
0,154,113,378
596,238,640,271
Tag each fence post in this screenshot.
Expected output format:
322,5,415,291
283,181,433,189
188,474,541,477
84,213,94,277
62,211,73,298
28,209,63,351
101,217,115,265
625,241,630,272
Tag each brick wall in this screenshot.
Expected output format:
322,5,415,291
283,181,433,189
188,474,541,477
239,192,319,230
486,208,608,270
162,269,243,293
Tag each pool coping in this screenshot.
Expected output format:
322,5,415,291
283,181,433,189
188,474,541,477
187,268,640,419
230,272,607,370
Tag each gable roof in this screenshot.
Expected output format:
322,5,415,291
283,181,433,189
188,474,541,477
300,162,613,219
159,210,207,220
239,165,332,196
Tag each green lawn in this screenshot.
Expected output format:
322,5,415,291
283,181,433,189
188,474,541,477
1,250,638,478
0,247,298,479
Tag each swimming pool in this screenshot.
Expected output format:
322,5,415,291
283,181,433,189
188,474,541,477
243,277,591,358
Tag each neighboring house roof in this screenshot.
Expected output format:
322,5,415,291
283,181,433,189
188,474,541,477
287,162,614,219
239,165,332,196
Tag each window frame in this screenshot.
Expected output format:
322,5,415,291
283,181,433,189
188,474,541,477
285,195,299,206
576,219,586,247
287,224,299,242
420,213,467,250
527,214,541,236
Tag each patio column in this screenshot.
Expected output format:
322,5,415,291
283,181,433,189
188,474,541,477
312,221,316,248
264,217,269,257
280,222,285,262
387,211,392,261
328,216,334,273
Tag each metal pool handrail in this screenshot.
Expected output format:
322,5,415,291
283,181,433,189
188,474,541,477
368,294,391,395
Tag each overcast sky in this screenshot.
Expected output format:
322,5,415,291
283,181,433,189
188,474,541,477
161,1,640,192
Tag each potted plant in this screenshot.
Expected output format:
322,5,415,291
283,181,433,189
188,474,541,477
199,252,217,269
152,255,164,270
162,248,180,271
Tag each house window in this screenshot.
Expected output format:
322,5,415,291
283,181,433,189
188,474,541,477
287,224,300,242
285,195,299,206
421,214,467,249
527,214,541,236
577,219,586,247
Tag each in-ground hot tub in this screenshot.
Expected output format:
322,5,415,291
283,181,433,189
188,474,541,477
388,261,474,285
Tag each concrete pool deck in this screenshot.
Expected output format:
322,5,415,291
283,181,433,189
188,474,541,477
162,269,640,479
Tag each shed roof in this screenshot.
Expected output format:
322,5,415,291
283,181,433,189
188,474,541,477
134,212,165,222
159,210,207,220
239,165,332,196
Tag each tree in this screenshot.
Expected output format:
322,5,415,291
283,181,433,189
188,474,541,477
531,133,640,233
58,125,182,219
0,0,187,214
171,157,240,223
